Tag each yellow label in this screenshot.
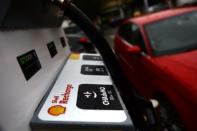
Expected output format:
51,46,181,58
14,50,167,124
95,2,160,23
69,53,80,60
48,105,66,116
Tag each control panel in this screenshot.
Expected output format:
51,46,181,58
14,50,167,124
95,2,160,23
31,53,134,131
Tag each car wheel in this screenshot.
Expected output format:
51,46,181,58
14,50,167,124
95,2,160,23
153,96,185,131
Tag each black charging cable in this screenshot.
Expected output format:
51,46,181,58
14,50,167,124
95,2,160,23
51,0,157,130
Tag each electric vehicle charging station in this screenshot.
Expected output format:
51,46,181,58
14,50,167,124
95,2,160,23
31,53,134,131
0,0,156,131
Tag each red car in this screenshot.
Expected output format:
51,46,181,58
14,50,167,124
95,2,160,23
114,7,197,131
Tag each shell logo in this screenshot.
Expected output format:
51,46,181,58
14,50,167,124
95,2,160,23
48,105,66,116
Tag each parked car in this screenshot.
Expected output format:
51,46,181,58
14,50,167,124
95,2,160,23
63,22,96,53
176,0,197,7
146,3,168,13
114,7,197,131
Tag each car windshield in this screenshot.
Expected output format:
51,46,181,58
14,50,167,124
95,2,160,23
145,11,197,56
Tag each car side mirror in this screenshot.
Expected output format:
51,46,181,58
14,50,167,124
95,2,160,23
127,45,141,55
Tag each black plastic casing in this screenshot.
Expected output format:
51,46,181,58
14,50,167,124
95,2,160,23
0,0,64,29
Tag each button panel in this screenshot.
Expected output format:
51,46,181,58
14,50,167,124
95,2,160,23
81,65,108,76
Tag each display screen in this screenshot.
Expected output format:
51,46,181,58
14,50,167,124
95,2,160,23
17,50,41,80
60,37,66,48
47,42,57,58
